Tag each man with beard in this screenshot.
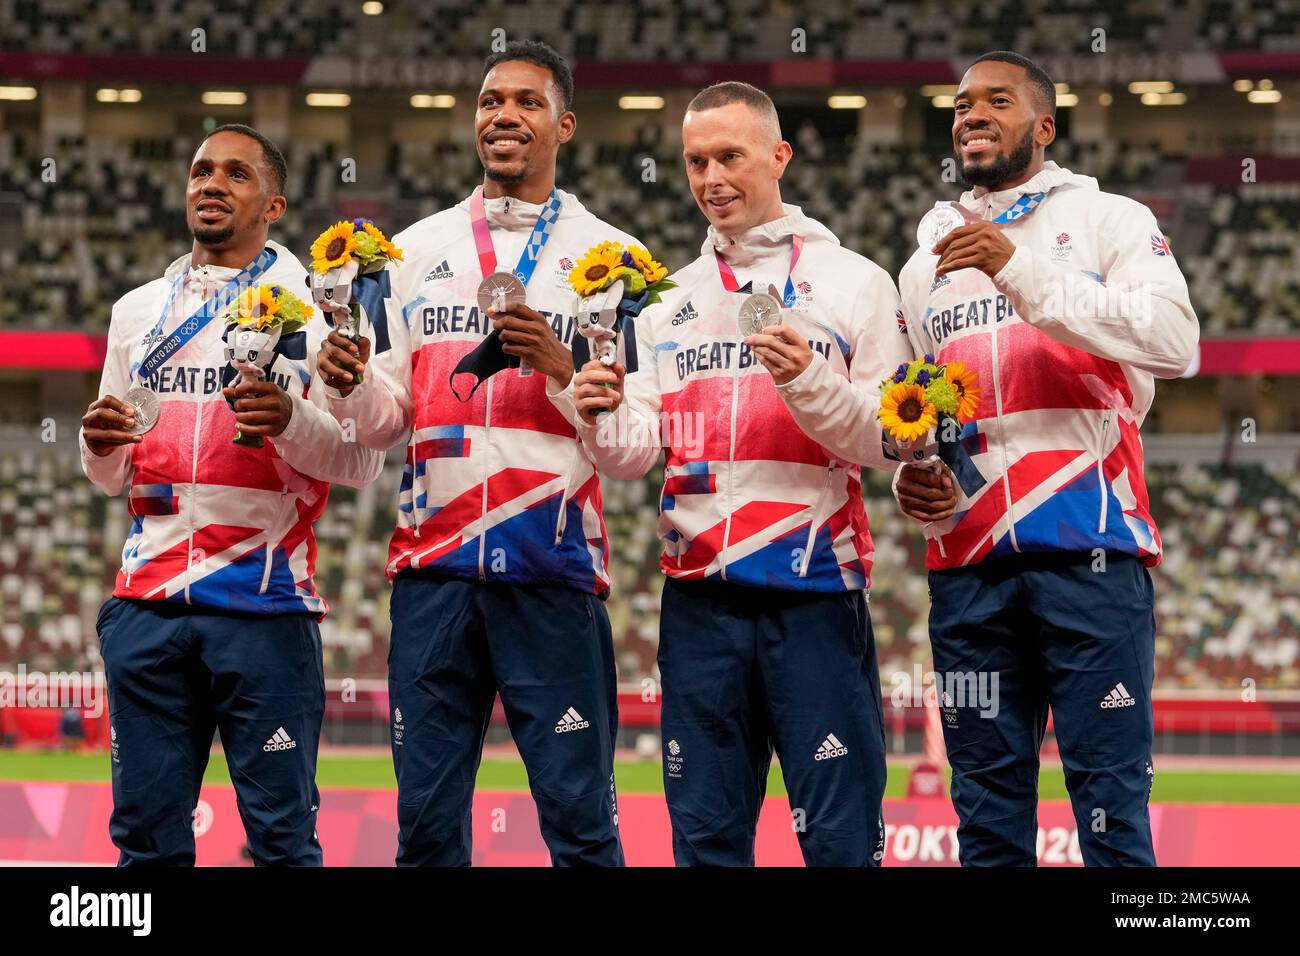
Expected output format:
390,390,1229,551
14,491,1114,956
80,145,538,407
894,52,1198,865
317,40,640,866
568,82,909,866
81,124,384,865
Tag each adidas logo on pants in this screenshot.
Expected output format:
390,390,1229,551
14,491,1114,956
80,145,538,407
1099,682,1137,709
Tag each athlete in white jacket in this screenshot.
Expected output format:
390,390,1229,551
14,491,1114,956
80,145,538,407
79,125,383,866
894,52,1198,867
317,42,634,867
570,83,909,866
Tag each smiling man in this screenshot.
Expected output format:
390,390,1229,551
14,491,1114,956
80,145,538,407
316,40,641,867
894,52,1199,866
570,82,910,866
80,124,384,865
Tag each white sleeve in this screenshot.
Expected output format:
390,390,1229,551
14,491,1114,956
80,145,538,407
891,255,937,523
992,199,1199,378
898,254,936,360
323,261,415,451
774,269,912,470
552,299,664,480
269,317,387,488
79,299,135,497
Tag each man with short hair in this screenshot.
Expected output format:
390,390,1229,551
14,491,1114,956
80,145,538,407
895,51,1198,866
81,123,384,866
318,40,640,867
568,82,910,866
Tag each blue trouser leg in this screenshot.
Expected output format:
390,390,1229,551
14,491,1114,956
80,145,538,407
658,578,771,866
388,575,624,867
659,579,887,867
483,583,624,867
1029,554,1157,866
98,597,325,866
197,609,325,866
928,560,1048,866
929,553,1158,867
761,589,887,867
99,598,214,866
388,577,494,866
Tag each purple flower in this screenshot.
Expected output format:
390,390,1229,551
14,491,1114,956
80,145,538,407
352,218,374,230
923,353,935,363
916,369,931,386
621,250,637,269
271,285,281,296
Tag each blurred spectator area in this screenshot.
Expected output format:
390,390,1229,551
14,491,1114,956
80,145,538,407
0,129,1295,336
2,1,1295,59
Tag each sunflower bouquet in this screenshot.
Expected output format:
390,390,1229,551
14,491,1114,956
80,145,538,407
569,241,676,304
221,284,314,448
568,242,675,412
879,355,981,465
307,218,403,383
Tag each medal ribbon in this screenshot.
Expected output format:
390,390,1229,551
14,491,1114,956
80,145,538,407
714,233,804,307
991,191,1048,223
468,185,563,285
132,246,277,384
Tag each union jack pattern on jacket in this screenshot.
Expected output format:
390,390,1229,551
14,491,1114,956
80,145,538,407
565,206,910,592
328,190,642,597
79,241,385,616
896,163,1199,571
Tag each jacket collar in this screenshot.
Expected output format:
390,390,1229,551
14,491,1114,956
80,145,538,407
702,204,838,270
459,185,582,231
959,161,1090,218
164,240,287,284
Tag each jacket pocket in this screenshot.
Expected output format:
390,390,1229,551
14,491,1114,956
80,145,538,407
1096,410,1113,535
798,465,836,578
260,486,292,595
553,439,585,549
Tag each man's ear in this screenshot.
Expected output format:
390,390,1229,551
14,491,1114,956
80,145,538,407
773,140,793,180
1036,113,1056,149
557,110,577,146
264,194,287,225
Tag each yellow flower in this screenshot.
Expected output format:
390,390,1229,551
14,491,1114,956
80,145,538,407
945,361,982,421
362,222,403,262
626,244,668,284
234,286,280,329
570,244,625,297
880,382,937,443
311,220,358,273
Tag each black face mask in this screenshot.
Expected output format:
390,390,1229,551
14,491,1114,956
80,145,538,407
958,124,1036,189
448,328,524,402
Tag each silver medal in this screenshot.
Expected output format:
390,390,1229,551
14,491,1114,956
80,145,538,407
477,271,527,314
124,384,161,436
737,292,783,339
916,204,968,251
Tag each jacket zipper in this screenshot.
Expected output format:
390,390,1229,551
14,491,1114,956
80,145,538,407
477,376,494,580
988,314,1019,552
1097,411,1112,534
183,372,202,603
798,464,835,578
719,351,741,580
181,276,205,603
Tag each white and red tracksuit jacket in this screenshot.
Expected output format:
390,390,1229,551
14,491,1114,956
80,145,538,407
80,241,385,616
896,162,1199,571
327,189,641,597
562,205,910,592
